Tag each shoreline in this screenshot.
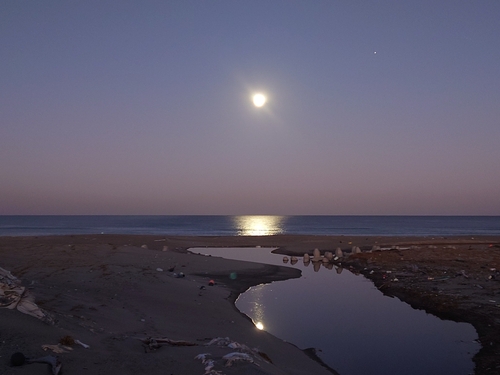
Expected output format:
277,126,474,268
1,234,499,374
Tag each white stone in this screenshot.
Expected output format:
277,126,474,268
312,248,321,261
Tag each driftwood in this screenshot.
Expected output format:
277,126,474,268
140,337,198,351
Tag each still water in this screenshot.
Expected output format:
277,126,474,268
190,247,480,375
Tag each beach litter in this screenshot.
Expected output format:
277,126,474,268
59,335,75,346
140,336,198,351
28,355,62,375
0,266,54,324
75,339,90,349
59,335,90,349
193,337,268,374
195,353,218,374
42,344,73,354
223,352,254,366
11,353,62,375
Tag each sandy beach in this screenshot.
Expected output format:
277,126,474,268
1,234,499,374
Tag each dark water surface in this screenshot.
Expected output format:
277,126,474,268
191,247,480,375
1,215,499,237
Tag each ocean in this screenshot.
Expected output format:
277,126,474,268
0,215,499,237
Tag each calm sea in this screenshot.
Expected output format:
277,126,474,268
0,215,499,237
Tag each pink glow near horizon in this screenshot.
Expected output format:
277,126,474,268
1,2,499,215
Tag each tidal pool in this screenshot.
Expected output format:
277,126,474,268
190,247,480,375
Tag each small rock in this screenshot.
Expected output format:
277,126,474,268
312,248,321,261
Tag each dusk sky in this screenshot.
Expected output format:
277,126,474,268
2,1,499,215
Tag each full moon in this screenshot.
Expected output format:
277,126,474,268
252,93,267,107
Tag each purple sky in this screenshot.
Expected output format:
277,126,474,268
2,1,499,215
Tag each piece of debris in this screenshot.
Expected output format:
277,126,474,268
0,266,54,324
28,355,62,375
223,352,254,366
42,344,73,354
195,353,216,374
75,339,90,349
59,335,75,346
140,337,198,350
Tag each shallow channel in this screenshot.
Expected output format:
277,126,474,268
190,247,480,375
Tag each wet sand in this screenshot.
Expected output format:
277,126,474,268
1,234,499,374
